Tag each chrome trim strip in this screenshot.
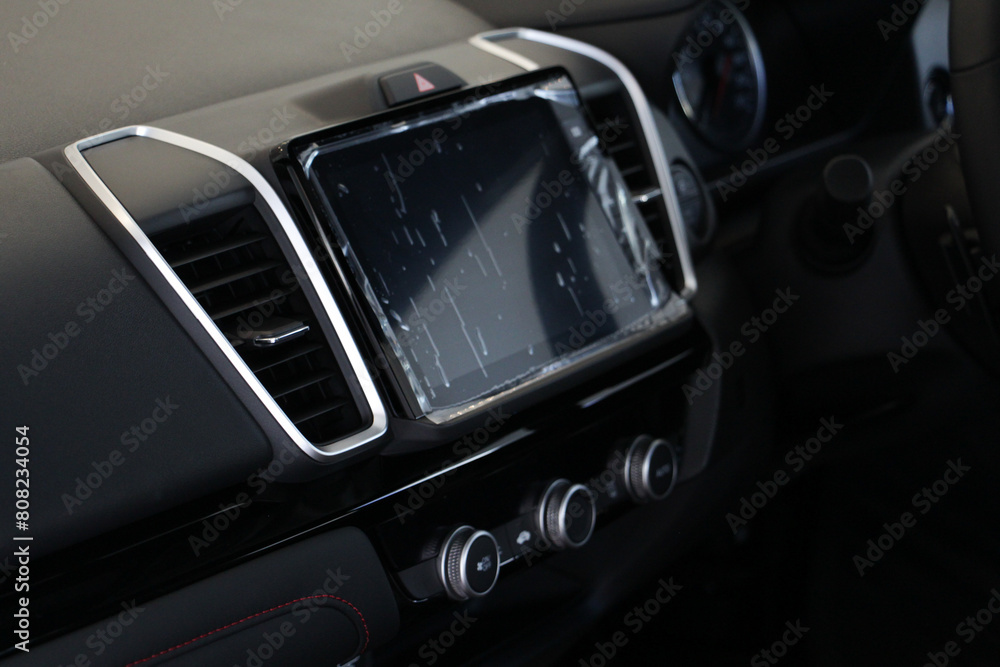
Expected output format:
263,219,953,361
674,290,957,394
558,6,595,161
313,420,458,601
577,348,694,408
467,33,541,72
470,28,699,299
252,322,310,348
633,188,662,205
64,126,388,463
354,428,534,509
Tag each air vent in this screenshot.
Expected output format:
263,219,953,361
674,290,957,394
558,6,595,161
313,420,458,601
587,91,682,288
151,205,365,444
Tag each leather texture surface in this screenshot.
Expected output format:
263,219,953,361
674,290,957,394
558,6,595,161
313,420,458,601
0,0,491,162
0,157,271,557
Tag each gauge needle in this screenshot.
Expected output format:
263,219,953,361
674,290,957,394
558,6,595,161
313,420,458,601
712,54,733,120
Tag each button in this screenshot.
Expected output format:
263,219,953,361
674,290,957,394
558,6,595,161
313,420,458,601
378,64,465,106
536,479,597,550
623,435,679,503
437,526,500,600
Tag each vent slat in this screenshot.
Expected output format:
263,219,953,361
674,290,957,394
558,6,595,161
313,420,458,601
289,398,350,426
206,286,297,321
188,260,284,295
165,233,267,268
245,341,324,374
150,205,364,445
585,90,680,290
267,371,338,399
607,141,637,155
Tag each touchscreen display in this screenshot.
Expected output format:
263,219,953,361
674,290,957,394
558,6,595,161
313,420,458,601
299,71,683,419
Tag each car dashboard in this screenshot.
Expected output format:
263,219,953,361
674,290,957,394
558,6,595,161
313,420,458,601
0,0,964,665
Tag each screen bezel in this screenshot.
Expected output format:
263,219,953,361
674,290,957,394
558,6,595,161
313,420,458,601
283,68,692,424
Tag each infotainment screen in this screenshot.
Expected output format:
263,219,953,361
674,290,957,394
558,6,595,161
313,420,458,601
297,70,687,421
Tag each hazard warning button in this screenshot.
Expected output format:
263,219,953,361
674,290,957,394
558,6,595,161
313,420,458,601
378,64,466,106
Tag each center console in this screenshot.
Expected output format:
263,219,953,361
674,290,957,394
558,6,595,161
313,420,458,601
6,28,727,664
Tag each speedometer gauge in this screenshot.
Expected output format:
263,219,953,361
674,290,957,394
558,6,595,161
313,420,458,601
672,0,766,150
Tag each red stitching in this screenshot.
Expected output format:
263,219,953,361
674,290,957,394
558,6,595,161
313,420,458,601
123,594,370,666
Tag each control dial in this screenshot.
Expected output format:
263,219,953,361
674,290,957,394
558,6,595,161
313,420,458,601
537,479,597,550
437,526,500,600
623,436,679,503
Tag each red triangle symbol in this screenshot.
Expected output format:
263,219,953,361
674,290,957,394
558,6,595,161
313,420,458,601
414,72,436,93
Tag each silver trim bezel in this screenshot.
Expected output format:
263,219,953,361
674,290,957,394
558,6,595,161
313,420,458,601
558,483,597,549
642,438,679,502
64,126,388,464
671,0,768,151
537,479,597,549
469,28,698,299
536,479,565,547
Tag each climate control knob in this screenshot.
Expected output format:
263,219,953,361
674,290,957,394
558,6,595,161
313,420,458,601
537,479,597,550
437,526,500,600
623,435,679,503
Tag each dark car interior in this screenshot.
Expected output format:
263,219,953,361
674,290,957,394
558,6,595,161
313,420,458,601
4,0,1000,665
